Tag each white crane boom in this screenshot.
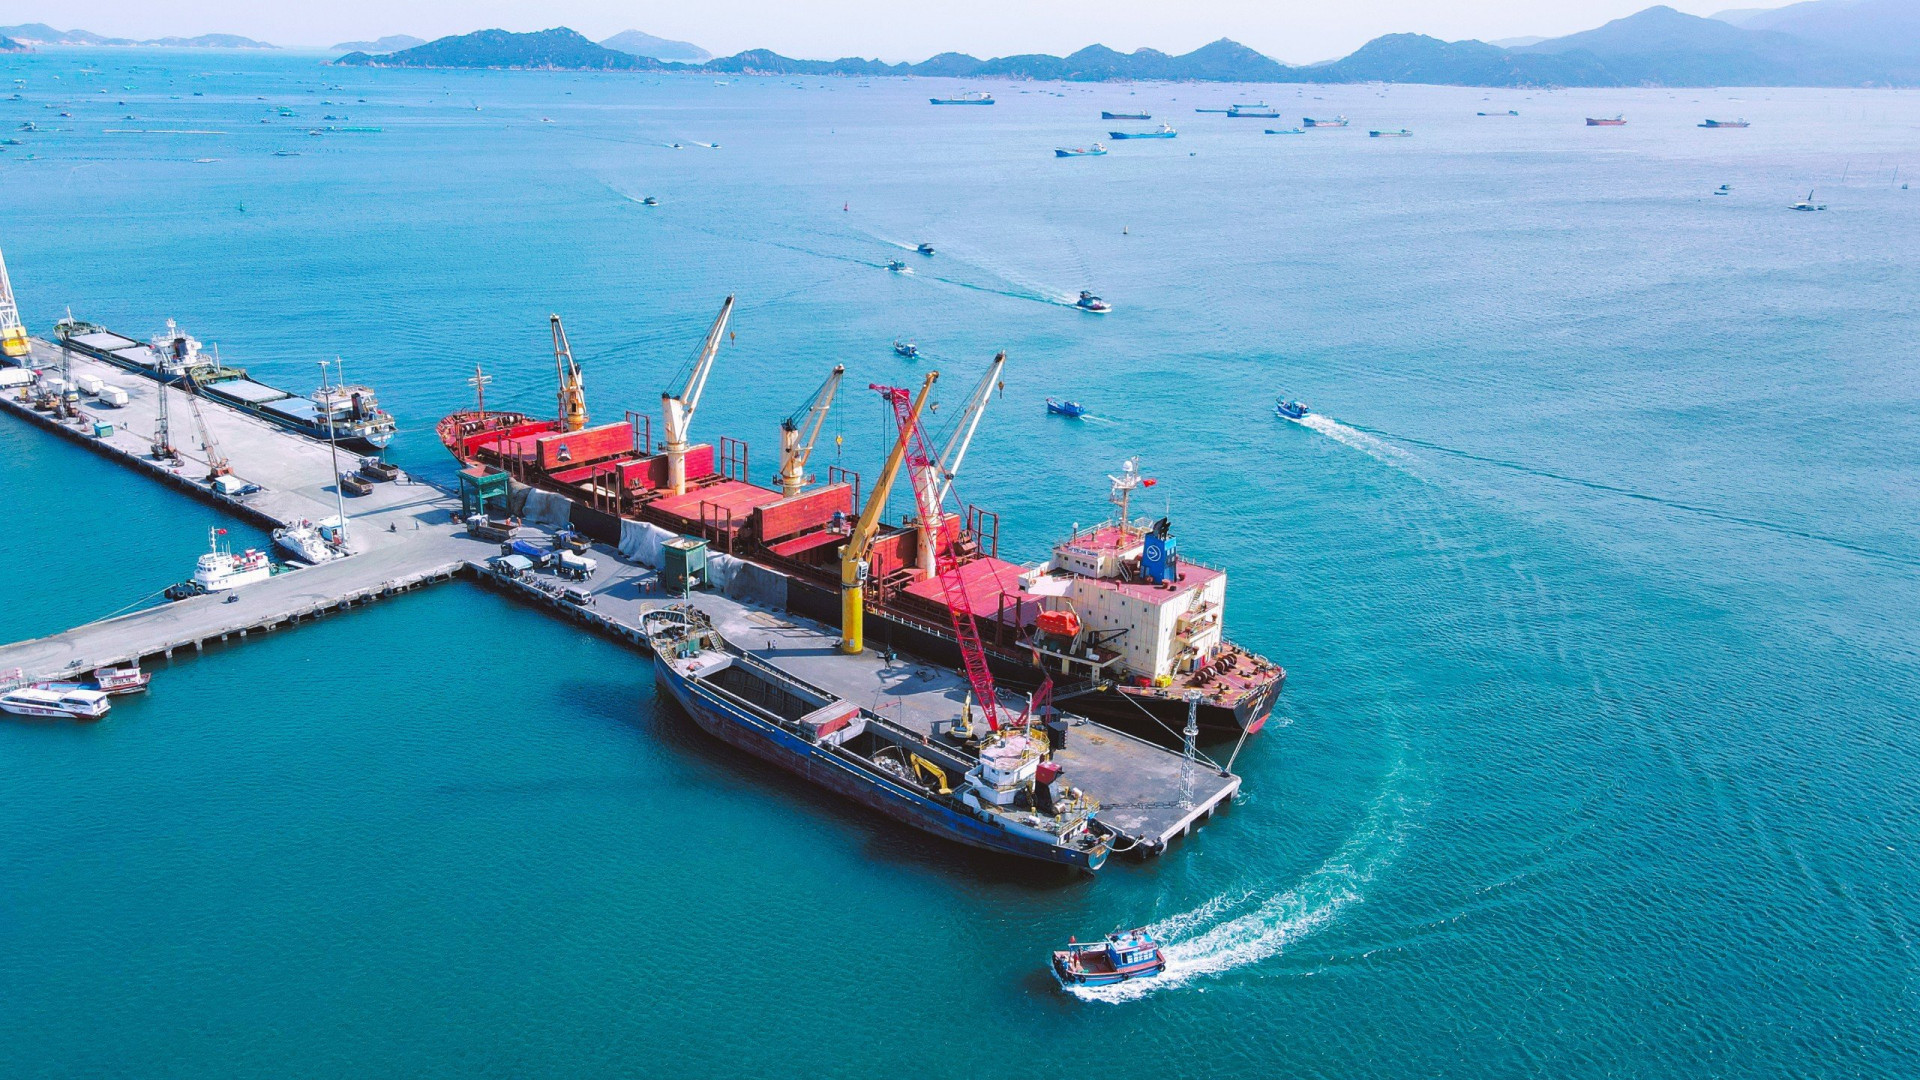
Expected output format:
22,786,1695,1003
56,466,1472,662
913,351,1006,578
662,295,734,495
777,364,845,498
0,242,29,359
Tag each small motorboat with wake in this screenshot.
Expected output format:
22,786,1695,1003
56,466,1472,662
1715,184,1732,196
886,259,908,272
916,242,935,256
1046,398,1088,418
1052,927,1167,987
1789,190,1827,211
1075,290,1111,313
893,341,919,359
1274,399,1310,420
641,196,658,206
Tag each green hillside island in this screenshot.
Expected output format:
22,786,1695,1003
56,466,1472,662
333,7,1920,86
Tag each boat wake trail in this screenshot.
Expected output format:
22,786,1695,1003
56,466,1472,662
1070,756,1419,1004
1289,414,1422,472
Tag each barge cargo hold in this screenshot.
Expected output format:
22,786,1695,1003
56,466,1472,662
53,317,396,452
644,607,1112,871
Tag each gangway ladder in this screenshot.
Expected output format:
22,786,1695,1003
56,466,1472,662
0,242,29,359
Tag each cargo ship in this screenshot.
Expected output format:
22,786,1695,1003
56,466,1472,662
1101,111,1151,120
644,606,1113,871
930,92,994,105
437,309,1283,740
54,317,395,451
1303,116,1349,128
1699,118,1750,128
1586,115,1626,126
1109,124,1176,139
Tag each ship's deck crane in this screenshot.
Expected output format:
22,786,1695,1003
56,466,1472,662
776,365,845,498
551,314,587,433
662,295,734,496
910,351,1006,577
0,242,29,360
840,372,937,656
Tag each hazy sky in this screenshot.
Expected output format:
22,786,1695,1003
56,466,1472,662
3,1,1785,63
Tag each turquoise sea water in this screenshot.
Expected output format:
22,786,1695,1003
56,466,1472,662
3,49,1919,1076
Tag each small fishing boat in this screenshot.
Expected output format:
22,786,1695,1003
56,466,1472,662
1369,129,1413,138
89,665,151,695
1715,184,1732,195
1052,928,1167,988
1075,291,1111,313
886,259,908,272
0,685,111,720
641,196,659,206
1054,144,1108,157
916,242,935,255
1264,127,1306,135
1586,115,1626,126
1788,190,1826,211
1699,118,1750,128
1046,398,1088,417
1109,124,1176,139
1303,115,1349,128
1101,111,1151,120
358,457,401,481
192,527,273,592
339,471,375,496
1274,399,1310,420
893,341,919,359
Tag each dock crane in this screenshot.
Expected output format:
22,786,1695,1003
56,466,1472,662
662,295,734,496
840,372,937,656
182,376,231,482
909,351,1005,578
551,314,587,433
877,375,1022,733
776,364,845,498
0,242,27,360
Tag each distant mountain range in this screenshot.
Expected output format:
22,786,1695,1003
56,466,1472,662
600,29,710,62
329,35,425,54
0,23,275,48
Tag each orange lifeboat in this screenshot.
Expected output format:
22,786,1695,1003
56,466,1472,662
1036,610,1082,639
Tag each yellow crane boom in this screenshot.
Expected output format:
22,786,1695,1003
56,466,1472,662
839,371,937,654
552,314,587,432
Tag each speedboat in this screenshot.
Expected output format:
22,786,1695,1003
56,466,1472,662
274,519,345,565
1075,291,1111,313
641,196,659,206
916,242,935,255
1054,144,1108,157
886,259,908,272
0,685,111,720
893,341,919,359
1052,928,1167,988
1274,399,1310,420
1789,190,1826,211
1046,398,1087,417
1715,184,1731,195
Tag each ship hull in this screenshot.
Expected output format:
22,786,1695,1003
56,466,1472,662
653,650,1103,871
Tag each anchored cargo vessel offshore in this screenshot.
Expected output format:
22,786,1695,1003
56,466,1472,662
54,317,396,451
436,302,1283,739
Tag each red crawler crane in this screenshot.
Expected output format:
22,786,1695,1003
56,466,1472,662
871,383,1052,734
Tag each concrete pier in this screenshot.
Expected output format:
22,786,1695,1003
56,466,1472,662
2,332,1240,857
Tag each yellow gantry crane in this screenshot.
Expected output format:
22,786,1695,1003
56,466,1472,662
839,371,937,654
0,242,29,359
776,365,845,498
551,314,587,432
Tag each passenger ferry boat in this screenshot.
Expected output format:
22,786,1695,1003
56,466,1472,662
1053,928,1167,987
643,607,1113,871
54,317,396,451
1,684,111,719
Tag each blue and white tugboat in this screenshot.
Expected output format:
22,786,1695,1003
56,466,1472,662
1274,398,1310,420
643,607,1113,871
1052,928,1167,987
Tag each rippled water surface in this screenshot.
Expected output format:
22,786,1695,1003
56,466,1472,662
2,49,1918,1078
